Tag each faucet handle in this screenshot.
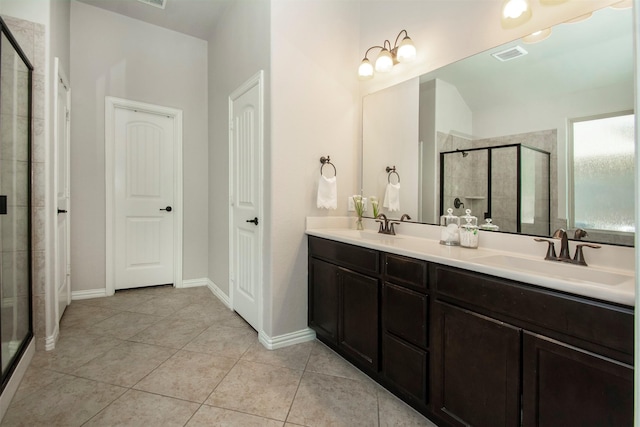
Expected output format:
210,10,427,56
534,238,557,260
573,243,601,266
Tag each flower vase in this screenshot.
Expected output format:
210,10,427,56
356,217,364,230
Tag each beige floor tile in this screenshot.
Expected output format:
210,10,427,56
84,389,199,427
129,316,210,349
75,291,154,311
10,366,71,404
286,371,379,427
183,324,257,359
241,340,313,370
29,333,123,374
306,341,371,382
92,311,164,339
377,388,437,426
1,376,126,426
133,349,236,403
206,360,302,421
187,405,284,427
72,341,176,387
124,293,194,316
59,304,118,329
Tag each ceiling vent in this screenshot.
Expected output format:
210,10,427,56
136,0,166,9
491,46,528,62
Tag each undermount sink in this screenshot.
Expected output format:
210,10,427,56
470,254,632,287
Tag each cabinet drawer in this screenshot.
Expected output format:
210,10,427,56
383,283,428,348
383,333,428,404
435,266,634,360
309,236,380,275
384,253,428,292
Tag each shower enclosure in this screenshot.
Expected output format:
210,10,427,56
440,144,550,235
0,17,33,390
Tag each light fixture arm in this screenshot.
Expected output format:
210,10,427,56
393,29,409,49
362,45,385,61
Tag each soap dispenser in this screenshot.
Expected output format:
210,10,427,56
440,208,460,246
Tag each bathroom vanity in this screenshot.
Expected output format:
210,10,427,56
307,227,634,427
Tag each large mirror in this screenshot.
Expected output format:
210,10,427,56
362,5,634,246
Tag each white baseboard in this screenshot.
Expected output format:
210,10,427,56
181,278,209,288
44,324,59,351
0,338,34,421
259,328,316,350
71,288,107,300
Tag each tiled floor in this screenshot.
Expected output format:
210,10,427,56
1,286,438,426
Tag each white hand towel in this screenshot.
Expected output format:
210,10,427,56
317,175,337,209
383,182,401,212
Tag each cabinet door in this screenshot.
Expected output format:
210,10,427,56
309,258,339,344
383,332,428,404
339,268,380,372
383,282,428,348
432,302,521,427
522,332,633,427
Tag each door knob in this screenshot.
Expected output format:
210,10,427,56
160,206,173,212
57,209,67,214
246,217,259,225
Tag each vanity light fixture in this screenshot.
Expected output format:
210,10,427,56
501,0,532,29
522,27,552,43
358,30,417,80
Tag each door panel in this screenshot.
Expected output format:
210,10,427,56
55,70,70,321
230,73,263,331
114,108,174,289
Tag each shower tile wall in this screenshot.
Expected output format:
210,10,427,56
3,16,46,350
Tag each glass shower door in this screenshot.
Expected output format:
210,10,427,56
0,25,32,379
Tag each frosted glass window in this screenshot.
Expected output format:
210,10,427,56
572,114,635,232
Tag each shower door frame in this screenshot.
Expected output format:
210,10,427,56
0,16,34,394
439,143,551,235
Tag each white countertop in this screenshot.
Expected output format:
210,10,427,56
306,217,635,307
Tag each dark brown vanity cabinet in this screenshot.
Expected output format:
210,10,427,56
522,332,634,427
432,265,634,427
308,237,634,427
432,302,521,427
382,254,430,405
308,237,380,372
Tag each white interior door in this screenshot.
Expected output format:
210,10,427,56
230,71,263,331
54,60,70,322
113,107,175,290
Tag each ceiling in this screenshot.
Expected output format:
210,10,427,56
76,0,232,40
419,6,632,113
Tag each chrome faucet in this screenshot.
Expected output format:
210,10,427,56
534,228,600,266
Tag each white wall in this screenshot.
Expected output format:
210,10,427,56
207,0,271,297
69,1,209,292
269,0,361,337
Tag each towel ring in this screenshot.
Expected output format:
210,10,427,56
386,166,400,183
320,156,337,177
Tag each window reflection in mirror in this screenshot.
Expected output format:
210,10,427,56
570,112,635,245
